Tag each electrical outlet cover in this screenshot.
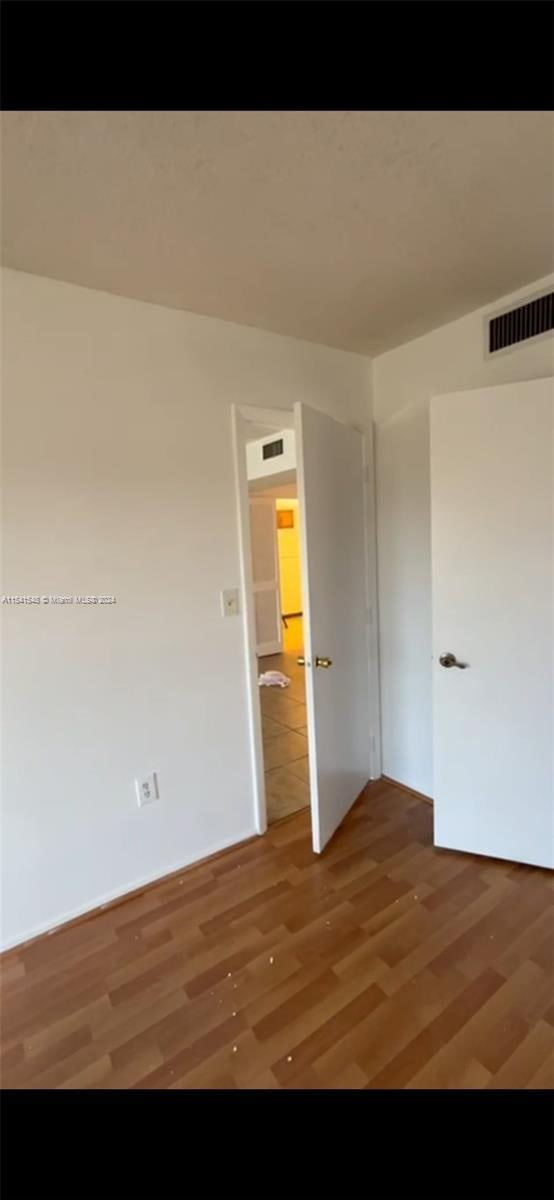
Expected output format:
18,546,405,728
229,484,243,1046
136,772,159,808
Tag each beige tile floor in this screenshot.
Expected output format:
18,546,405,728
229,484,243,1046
259,616,311,823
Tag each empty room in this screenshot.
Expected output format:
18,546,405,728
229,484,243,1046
1,102,553,1113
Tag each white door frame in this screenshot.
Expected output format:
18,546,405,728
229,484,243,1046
232,404,287,834
232,402,381,839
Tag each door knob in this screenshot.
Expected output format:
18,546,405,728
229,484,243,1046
297,655,332,668
439,652,468,669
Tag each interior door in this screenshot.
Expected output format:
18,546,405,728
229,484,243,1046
431,377,553,869
249,496,283,657
295,402,372,852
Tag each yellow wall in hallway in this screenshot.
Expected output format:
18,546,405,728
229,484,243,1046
276,498,302,614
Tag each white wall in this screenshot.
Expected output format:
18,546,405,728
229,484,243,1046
252,482,297,500
1,267,374,949
246,429,296,483
373,275,554,797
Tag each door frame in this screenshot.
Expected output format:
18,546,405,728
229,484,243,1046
232,404,291,835
232,401,381,840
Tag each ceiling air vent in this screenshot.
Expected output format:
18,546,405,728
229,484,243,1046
262,437,284,460
488,291,553,354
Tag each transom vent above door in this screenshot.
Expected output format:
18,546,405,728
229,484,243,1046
488,291,553,353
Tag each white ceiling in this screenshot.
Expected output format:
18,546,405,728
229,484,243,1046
1,111,552,355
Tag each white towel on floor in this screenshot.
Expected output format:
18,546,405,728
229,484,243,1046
258,670,290,688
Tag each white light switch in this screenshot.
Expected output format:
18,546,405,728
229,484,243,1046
221,588,239,617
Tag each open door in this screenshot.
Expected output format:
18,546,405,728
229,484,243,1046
249,496,283,657
295,402,372,852
431,377,553,869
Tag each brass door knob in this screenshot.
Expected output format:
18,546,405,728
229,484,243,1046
297,656,306,666
315,656,332,669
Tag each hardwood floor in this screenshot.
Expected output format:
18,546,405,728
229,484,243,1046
1,779,552,1090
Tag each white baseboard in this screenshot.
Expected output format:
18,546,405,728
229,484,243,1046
0,826,257,953
257,642,282,657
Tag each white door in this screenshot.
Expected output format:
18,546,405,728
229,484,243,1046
249,496,283,657
431,377,553,870
295,402,372,852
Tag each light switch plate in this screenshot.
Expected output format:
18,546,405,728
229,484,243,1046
221,588,239,617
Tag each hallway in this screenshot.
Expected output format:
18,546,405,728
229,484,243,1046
259,617,311,823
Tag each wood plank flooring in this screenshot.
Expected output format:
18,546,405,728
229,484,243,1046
1,779,552,1090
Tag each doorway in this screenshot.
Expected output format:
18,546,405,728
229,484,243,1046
232,400,376,852
248,473,311,823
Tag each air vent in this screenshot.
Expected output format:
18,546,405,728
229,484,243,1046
488,292,553,353
262,437,284,461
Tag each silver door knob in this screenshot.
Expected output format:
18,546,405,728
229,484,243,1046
439,652,468,669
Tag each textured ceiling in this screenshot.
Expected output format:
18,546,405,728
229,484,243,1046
1,111,553,354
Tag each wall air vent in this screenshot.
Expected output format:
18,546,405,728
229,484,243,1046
262,437,284,460
488,291,553,354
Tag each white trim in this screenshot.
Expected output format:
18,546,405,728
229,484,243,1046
236,404,296,431
362,419,382,781
231,405,268,835
257,641,282,657
0,827,256,953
